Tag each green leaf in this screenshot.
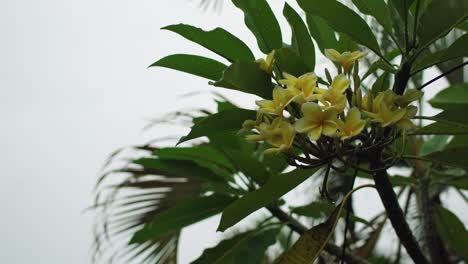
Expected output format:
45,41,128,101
298,0,381,55
337,33,358,53
130,194,235,243
280,184,375,263
154,146,233,169
434,205,468,257
423,148,468,168
305,15,338,53
457,21,468,31
351,0,393,34
391,0,415,21
212,60,274,98
371,72,391,96
429,84,468,110
283,3,315,71
191,227,280,264
149,54,227,81
414,122,468,135
418,0,468,48
162,24,254,62
413,33,468,72
261,151,289,174
217,167,321,231
420,135,450,156
133,158,226,182
232,0,282,54
274,47,310,77
178,108,256,144
223,150,272,185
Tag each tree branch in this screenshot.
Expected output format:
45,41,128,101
266,206,369,264
369,150,429,264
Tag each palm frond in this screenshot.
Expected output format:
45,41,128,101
92,146,204,263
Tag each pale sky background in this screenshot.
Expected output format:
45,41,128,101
1,0,466,263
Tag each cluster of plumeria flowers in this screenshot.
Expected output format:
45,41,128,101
240,49,423,158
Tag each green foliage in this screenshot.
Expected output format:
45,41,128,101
212,61,274,98
305,15,338,53
283,3,315,71
434,205,468,257
217,168,320,232
429,83,468,109
95,0,468,263
418,0,468,49
150,54,226,81
232,0,282,54
130,194,235,243
178,108,256,144
298,0,381,55
192,227,280,264
163,24,255,62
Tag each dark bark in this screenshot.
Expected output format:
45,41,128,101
369,150,429,264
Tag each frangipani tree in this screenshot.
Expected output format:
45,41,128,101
94,0,468,263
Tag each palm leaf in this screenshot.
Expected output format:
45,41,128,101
92,146,204,263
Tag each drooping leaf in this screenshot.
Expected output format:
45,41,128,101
298,0,381,55
305,15,339,53
212,60,274,98
429,84,468,110
274,47,310,77
191,227,280,264
283,3,315,71
130,194,235,243
418,0,468,48
163,24,254,62
351,0,393,34
279,184,375,263
178,108,256,144
217,167,321,232
292,201,373,226
150,54,227,81
434,205,468,257
232,0,282,54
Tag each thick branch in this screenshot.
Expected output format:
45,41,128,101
266,206,369,264
369,151,429,264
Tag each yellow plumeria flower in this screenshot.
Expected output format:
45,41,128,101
279,72,319,104
246,118,295,154
318,74,350,113
337,107,366,140
396,105,418,129
325,49,367,73
294,102,338,140
257,50,275,74
395,89,424,107
256,86,294,116
364,91,405,127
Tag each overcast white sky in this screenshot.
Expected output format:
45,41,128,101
1,0,466,263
